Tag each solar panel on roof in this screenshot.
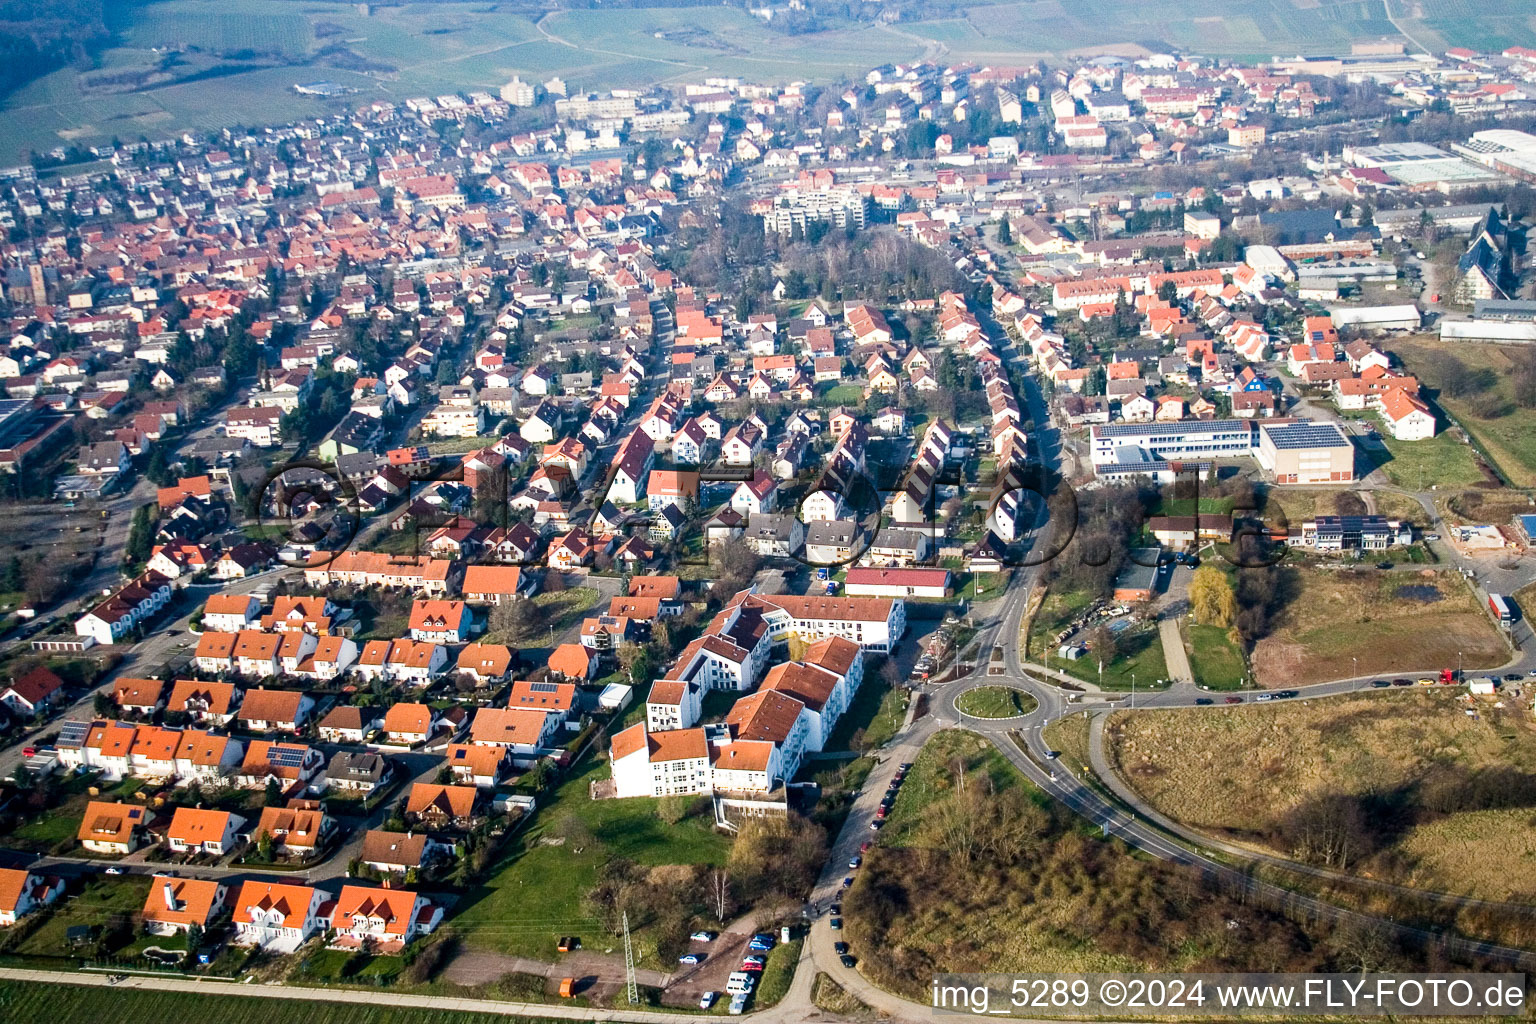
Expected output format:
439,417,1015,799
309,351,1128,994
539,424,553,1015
1264,423,1348,449
57,720,90,747
267,747,306,768
529,681,558,693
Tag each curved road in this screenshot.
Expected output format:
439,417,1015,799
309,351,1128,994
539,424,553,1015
796,341,1536,1018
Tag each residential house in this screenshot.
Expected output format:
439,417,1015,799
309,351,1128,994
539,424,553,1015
404,783,481,831
358,830,449,876
236,688,315,733
327,885,442,953
231,881,326,953
409,599,471,643
0,869,63,927
142,876,228,936
166,807,246,856
252,802,333,858
76,800,147,854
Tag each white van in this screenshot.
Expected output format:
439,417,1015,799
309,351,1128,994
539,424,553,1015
726,972,755,995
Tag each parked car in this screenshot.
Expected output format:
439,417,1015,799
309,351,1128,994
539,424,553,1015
699,992,717,1010
690,930,717,942
848,855,862,869
829,903,841,916
834,942,850,955
1224,696,1243,704
1195,697,1213,705
830,917,843,930
729,993,748,1015
840,954,858,969
1370,679,1390,688
679,953,704,965
739,960,764,973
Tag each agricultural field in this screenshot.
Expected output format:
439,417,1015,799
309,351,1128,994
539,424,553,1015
1105,688,1536,902
0,980,568,1024
0,0,925,161
1249,566,1507,686
1390,0,1536,54
906,0,1401,59
5,0,1502,161
1389,337,1536,488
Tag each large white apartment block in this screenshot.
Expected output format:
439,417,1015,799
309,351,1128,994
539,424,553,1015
1090,419,1259,468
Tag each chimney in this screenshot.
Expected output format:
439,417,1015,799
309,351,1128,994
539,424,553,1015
162,880,180,911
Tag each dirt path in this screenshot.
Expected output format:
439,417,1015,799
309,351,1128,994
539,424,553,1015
442,949,671,990
1158,616,1193,687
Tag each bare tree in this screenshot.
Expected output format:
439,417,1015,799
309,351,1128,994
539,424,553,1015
709,869,732,924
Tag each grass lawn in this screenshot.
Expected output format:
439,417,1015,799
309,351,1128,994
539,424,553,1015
1390,337,1536,487
12,875,145,956
1184,623,1246,690
1250,567,1507,687
954,571,1008,602
1106,688,1536,902
293,947,406,984
754,936,802,1006
817,384,865,405
880,730,1026,849
7,805,84,852
531,587,600,639
823,676,907,752
1030,585,1096,637
698,687,738,723
450,755,730,964
1040,712,1094,781
955,686,1037,719
1046,624,1169,691
1367,431,1488,491
1150,496,1236,516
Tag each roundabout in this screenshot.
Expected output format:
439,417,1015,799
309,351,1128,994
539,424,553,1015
954,684,1038,719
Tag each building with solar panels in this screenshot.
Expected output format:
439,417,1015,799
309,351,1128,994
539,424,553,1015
1256,421,1355,484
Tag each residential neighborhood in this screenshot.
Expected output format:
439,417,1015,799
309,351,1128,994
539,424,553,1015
1,11,1536,1022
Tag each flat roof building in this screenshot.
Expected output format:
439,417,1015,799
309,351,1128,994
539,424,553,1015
1256,422,1354,485
1089,419,1259,468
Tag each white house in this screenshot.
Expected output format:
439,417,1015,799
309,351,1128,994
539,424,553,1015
232,881,326,953
0,868,63,927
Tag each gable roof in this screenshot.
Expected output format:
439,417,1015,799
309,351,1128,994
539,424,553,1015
234,880,317,929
